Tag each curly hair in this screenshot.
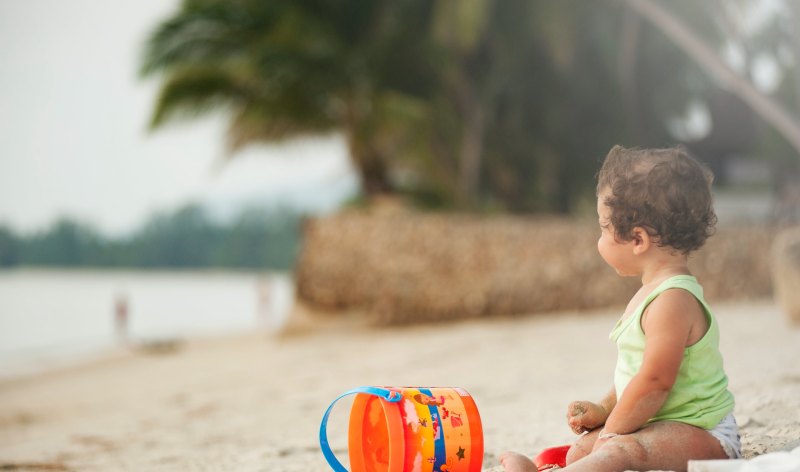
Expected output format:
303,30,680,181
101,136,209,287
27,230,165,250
596,145,717,255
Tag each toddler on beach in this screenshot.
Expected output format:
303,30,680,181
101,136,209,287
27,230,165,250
501,146,740,471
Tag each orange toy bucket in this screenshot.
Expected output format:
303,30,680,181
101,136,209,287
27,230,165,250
320,386,484,472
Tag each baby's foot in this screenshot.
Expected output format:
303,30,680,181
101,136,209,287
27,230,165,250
499,451,538,472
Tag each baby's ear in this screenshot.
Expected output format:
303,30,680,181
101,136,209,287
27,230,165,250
631,227,651,255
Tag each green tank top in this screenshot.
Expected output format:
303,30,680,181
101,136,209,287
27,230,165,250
609,275,734,429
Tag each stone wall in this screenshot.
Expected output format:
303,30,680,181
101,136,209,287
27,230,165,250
295,211,773,324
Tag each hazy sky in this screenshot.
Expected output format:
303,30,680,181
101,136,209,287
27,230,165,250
0,0,357,236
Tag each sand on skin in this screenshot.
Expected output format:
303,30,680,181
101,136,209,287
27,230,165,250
0,300,798,471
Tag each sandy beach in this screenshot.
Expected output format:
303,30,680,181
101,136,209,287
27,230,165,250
1,299,798,471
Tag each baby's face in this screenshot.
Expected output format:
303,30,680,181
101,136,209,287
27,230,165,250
596,191,637,277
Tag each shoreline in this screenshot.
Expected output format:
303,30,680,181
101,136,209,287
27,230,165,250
0,269,295,385
0,329,267,386
1,299,798,471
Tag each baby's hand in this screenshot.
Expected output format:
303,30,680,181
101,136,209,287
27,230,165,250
566,401,608,435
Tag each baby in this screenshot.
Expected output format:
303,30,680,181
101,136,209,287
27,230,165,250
501,145,740,471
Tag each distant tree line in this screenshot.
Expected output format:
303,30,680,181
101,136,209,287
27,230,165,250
0,206,300,270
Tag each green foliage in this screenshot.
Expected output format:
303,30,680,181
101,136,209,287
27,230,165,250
141,0,436,194
21,220,105,266
211,207,299,269
141,0,786,215
0,225,21,266
0,206,301,271
131,205,225,267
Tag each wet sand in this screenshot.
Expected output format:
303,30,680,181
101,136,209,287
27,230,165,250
1,300,798,471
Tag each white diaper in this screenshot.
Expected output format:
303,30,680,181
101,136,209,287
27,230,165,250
707,412,742,459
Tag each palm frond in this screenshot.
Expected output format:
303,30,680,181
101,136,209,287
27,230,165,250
225,99,338,153
148,66,249,128
140,2,281,77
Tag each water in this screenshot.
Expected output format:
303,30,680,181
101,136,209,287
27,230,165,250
0,269,294,378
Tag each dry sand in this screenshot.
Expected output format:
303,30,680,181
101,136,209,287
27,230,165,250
1,300,798,471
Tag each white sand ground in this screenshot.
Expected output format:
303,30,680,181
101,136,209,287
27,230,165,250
0,300,798,471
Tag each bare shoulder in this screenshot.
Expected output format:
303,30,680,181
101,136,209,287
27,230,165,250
642,288,708,344
652,287,703,313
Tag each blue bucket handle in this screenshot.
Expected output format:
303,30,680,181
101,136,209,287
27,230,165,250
319,386,403,471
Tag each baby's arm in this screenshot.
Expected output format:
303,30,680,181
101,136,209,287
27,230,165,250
567,387,616,434
598,290,696,442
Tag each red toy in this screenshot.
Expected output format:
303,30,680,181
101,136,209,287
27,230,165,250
533,445,570,470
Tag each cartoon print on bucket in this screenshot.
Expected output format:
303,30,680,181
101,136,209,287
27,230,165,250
319,386,484,472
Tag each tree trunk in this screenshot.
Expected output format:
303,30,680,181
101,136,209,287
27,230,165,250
458,91,486,208
346,135,393,197
357,156,393,196
624,0,800,158
788,0,800,114
618,6,642,141
344,98,393,198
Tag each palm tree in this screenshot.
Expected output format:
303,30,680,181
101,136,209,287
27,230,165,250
140,0,435,197
141,0,794,215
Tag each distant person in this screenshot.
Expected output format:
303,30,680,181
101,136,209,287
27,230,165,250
114,293,129,344
257,276,273,325
501,146,740,471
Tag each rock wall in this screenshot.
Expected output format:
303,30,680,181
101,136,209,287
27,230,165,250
295,212,773,324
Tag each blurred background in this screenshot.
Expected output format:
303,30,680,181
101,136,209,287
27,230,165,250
2,0,800,376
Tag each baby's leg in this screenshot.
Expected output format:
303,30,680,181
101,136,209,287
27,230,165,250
499,451,537,472
558,421,727,472
500,429,599,472
565,428,601,464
